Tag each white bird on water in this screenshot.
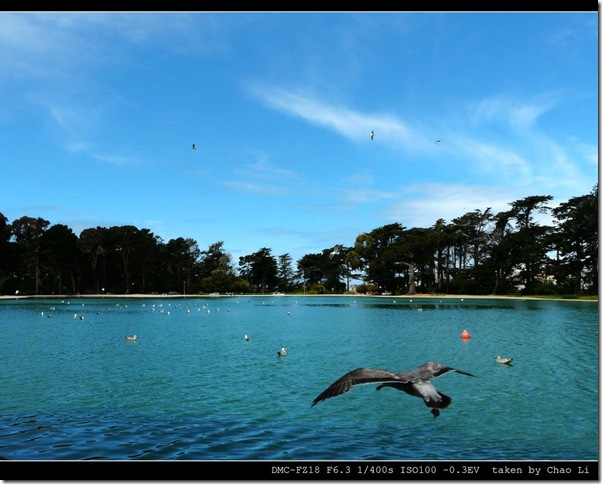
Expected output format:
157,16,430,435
496,356,513,365
244,334,249,341
278,347,287,357
125,335,137,342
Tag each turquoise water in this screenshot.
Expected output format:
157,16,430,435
0,296,598,461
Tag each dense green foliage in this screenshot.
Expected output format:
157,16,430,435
0,185,597,297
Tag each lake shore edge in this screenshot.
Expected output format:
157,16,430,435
0,293,597,302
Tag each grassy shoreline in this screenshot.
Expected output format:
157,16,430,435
0,293,597,302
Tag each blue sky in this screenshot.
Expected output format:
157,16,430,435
1,12,598,267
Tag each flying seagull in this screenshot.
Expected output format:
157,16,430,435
371,130,375,140
311,361,476,418
496,356,513,365
329,244,343,258
192,143,196,150
435,139,441,143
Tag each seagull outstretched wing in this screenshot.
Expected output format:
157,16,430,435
311,368,400,406
311,362,475,418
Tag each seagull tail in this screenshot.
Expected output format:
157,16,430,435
424,391,452,410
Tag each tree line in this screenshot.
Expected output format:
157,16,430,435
0,184,597,297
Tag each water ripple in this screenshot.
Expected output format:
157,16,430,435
0,297,597,461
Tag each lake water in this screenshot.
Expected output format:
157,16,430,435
0,295,598,463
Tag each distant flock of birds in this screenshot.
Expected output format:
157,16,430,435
43,299,514,420
192,132,440,150
118,310,513,419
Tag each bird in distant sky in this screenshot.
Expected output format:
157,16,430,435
370,131,375,140
192,143,196,150
435,139,441,143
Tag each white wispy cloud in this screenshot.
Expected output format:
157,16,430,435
380,182,520,228
92,152,140,166
222,158,303,196
248,83,598,205
574,140,599,166
341,186,398,205
470,93,560,130
453,136,532,182
248,84,434,148
549,17,598,49
0,13,225,165
221,180,294,196
236,159,302,183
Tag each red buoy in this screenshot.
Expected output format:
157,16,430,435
460,329,471,339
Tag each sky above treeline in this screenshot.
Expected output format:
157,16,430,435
1,11,598,264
